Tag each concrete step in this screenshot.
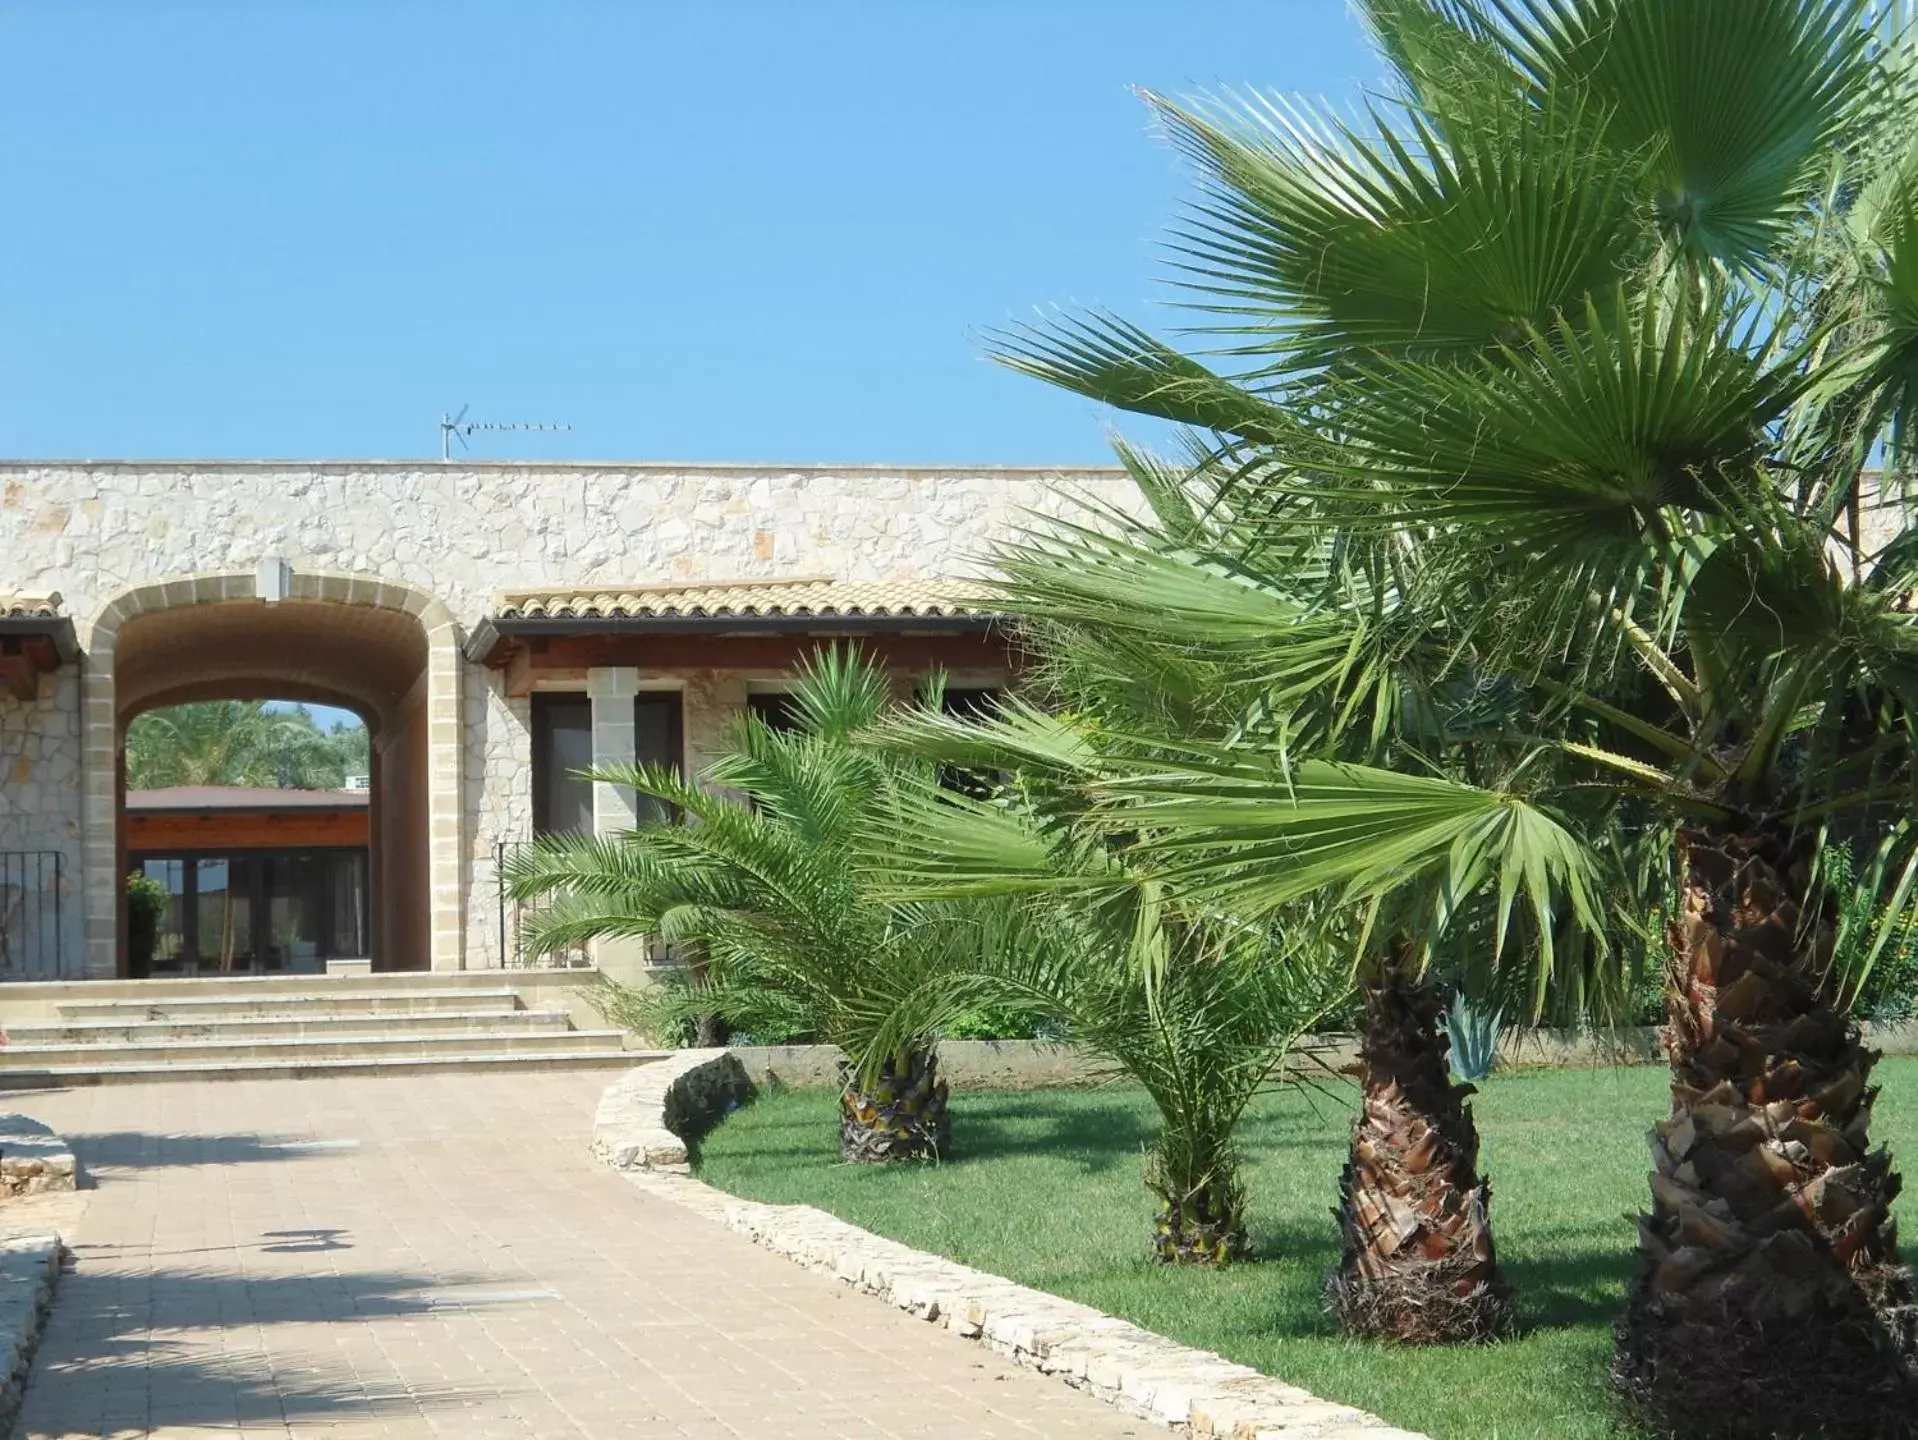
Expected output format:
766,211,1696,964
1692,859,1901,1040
54,988,526,1022
0,1028,632,1070
5,1008,577,1045
0,1049,662,1089
0,969,587,1006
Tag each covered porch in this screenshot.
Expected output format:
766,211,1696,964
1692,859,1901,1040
468,577,1017,969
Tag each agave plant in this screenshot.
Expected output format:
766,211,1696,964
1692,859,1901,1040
504,646,983,1164
982,0,1918,1425
1443,994,1504,1084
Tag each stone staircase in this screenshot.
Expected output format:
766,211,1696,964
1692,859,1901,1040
0,971,659,1087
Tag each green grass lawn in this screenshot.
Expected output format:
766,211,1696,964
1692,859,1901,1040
697,1058,1918,1440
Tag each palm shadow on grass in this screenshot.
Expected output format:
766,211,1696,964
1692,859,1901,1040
947,1092,1156,1172
693,1073,1722,1440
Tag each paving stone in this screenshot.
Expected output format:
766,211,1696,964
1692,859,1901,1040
4,1073,1146,1439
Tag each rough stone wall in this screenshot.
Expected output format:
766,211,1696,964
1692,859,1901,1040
1,463,1127,629
0,671,82,977
0,462,1128,973
464,668,535,970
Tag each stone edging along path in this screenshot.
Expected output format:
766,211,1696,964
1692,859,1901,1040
0,1234,64,1433
0,1111,78,1432
0,1114,78,1199
594,1052,1427,1440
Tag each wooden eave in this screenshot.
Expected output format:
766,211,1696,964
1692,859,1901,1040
464,611,1001,668
0,616,77,702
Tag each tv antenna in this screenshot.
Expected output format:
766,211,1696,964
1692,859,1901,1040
439,405,573,460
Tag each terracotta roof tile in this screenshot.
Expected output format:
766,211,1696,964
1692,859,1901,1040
493,576,1001,622
0,592,62,619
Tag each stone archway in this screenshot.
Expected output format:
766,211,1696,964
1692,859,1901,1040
82,571,465,977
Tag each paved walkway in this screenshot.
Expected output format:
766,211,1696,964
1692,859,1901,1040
5,1074,1146,1439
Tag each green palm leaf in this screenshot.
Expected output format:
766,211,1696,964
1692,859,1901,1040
1315,293,1815,546
1485,0,1876,268
1147,83,1646,371
1093,748,1602,957
987,311,1303,443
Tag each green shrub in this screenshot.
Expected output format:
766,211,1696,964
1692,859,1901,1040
125,870,170,974
1855,923,1918,1024
937,1005,1063,1042
1823,842,1918,1024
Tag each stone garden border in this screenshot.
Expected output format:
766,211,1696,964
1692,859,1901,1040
0,1114,78,1198
593,1051,1427,1440
0,1113,79,1431
706,1021,1918,1088
0,1234,64,1434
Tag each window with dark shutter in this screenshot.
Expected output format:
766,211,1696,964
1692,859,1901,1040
532,694,595,837
632,692,685,825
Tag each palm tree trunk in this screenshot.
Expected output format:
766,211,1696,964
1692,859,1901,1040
1326,960,1514,1344
1615,826,1918,1438
1146,1140,1249,1265
839,1047,949,1163
682,943,730,1047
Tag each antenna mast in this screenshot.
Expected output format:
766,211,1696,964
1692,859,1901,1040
439,405,573,460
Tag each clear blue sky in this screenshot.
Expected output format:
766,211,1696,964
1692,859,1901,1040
2,2,1377,467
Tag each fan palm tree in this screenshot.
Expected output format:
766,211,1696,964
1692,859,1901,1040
988,0,1918,1428
503,647,984,1163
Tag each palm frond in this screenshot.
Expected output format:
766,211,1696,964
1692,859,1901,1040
1146,81,1646,371
1093,748,1603,957
987,311,1303,443
1485,0,1876,269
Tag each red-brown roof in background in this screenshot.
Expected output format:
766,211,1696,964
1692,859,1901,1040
125,786,369,811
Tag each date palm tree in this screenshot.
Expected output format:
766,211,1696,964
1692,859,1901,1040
504,647,978,1163
989,0,1918,1428
864,717,1355,1265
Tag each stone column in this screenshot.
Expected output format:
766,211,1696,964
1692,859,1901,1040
682,669,750,794
424,623,465,973
586,667,648,988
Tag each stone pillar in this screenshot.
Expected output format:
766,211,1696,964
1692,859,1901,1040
586,667,648,987
424,623,465,973
682,670,750,792
80,644,121,978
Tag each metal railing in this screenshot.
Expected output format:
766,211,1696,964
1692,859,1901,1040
492,839,591,969
0,851,63,979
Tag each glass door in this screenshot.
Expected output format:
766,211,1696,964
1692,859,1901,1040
194,856,257,972
265,853,326,973
129,849,368,975
139,858,189,975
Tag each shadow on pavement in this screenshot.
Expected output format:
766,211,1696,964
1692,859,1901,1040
21,1259,534,1432
60,1130,353,1171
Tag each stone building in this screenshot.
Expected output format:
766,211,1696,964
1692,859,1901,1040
0,460,1127,981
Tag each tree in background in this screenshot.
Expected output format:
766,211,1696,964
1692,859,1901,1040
328,719,371,781
126,701,367,790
